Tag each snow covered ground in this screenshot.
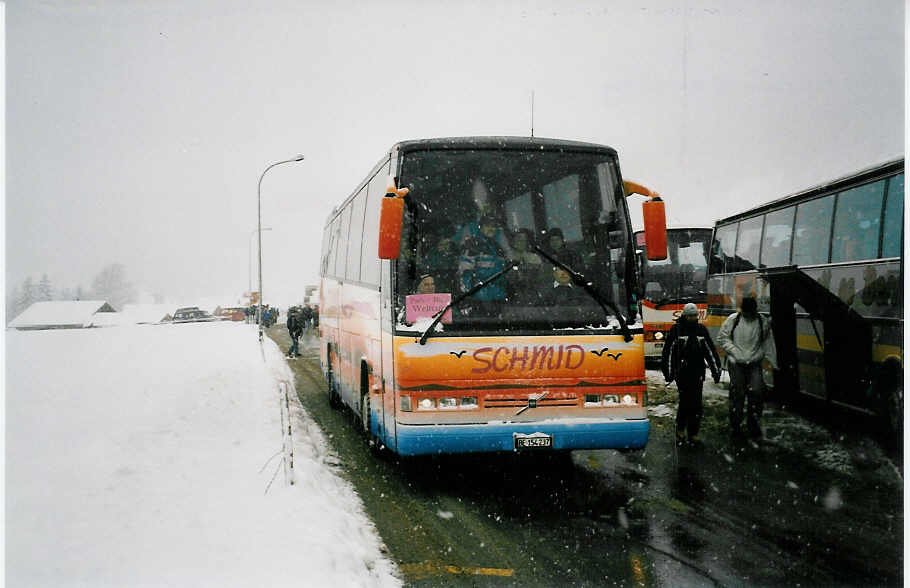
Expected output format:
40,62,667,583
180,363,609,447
6,322,401,587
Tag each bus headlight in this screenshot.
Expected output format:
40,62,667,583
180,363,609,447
584,394,601,406
622,394,636,405
400,396,412,412
654,331,664,340
603,394,620,405
438,397,457,409
418,397,435,410
460,397,478,409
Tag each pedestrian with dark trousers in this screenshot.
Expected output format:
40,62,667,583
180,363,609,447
286,310,302,358
662,302,722,446
301,305,313,330
716,296,777,439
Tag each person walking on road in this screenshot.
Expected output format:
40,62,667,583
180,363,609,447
286,309,302,358
716,296,777,439
300,305,313,330
661,302,722,446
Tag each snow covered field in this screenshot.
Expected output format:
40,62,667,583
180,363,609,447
6,322,400,587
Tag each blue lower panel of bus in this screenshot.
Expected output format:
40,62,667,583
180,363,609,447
393,419,649,456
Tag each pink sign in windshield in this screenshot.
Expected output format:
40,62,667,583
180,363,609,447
405,293,453,324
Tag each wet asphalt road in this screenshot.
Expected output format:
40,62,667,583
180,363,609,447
272,327,903,587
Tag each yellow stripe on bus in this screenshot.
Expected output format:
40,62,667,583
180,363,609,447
399,560,515,579
796,334,901,362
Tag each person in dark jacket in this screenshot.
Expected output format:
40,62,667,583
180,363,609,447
286,310,302,358
661,302,722,446
300,305,313,330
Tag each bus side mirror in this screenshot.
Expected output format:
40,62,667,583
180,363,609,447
642,197,667,260
377,183,409,259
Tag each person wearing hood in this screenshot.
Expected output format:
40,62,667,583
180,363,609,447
661,302,722,446
716,296,777,439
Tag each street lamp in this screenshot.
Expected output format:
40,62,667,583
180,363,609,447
249,227,272,304
258,154,304,340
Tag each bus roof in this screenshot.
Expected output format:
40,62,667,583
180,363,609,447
713,157,904,226
393,136,618,156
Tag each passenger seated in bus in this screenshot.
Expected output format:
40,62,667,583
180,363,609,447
415,274,436,294
453,182,513,258
505,229,549,303
544,266,588,306
511,229,543,266
421,236,456,292
545,227,584,271
457,214,508,301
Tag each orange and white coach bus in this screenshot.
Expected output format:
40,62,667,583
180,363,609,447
319,137,667,456
634,227,712,364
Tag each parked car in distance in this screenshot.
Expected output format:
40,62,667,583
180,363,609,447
170,307,220,323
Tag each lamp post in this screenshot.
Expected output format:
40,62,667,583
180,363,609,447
249,227,272,305
258,154,304,340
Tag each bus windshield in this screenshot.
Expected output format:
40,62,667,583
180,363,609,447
394,147,634,332
638,228,711,305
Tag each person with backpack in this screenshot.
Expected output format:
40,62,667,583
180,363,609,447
662,302,722,446
286,309,302,358
716,296,777,439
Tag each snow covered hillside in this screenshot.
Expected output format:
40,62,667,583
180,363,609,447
6,322,400,587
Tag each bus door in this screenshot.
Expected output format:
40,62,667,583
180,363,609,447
761,266,872,409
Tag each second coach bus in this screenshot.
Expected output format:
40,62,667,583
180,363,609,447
319,136,668,456
634,227,712,364
706,158,903,439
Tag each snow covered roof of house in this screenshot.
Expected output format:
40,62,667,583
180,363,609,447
8,300,116,330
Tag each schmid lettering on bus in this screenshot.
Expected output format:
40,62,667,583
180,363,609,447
471,345,585,373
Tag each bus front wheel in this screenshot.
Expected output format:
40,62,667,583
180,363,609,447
360,393,385,455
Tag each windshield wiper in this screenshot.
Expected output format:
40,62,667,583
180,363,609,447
417,261,520,345
532,245,633,342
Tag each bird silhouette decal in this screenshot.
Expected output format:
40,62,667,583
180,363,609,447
607,352,622,361
450,350,467,358
590,348,610,357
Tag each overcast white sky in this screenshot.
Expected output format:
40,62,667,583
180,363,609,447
6,0,905,308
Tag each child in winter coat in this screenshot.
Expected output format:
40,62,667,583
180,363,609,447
661,303,722,446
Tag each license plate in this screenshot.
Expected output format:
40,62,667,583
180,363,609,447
514,434,553,449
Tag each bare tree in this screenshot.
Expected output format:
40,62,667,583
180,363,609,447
13,277,36,319
37,274,54,302
90,263,136,311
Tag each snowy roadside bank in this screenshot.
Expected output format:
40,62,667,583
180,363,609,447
6,322,400,587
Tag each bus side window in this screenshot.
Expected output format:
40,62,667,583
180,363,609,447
760,206,795,268
335,207,352,279
327,217,341,278
882,173,903,258
709,223,737,274
831,179,885,263
793,194,834,265
734,216,763,270
346,188,367,283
